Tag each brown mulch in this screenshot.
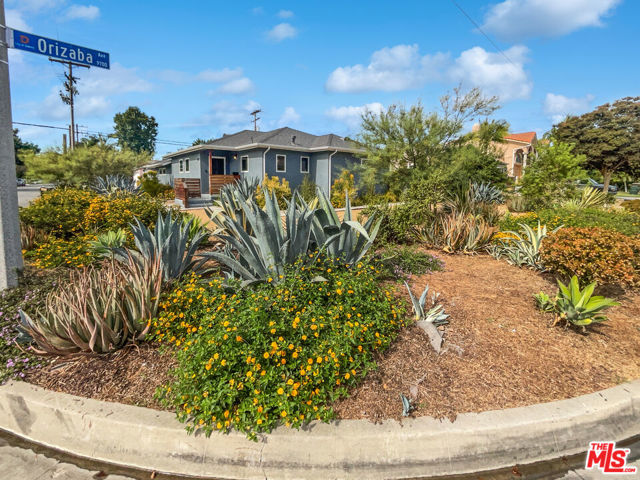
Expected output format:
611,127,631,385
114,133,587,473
334,251,640,422
26,343,176,410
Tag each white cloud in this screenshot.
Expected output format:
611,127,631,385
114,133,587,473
448,45,532,101
326,44,448,93
251,6,264,15
189,100,261,132
278,107,301,126
5,9,31,30
80,63,152,95
543,93,595,124
65,4,100,21
482,0,621,41
267,23,298,42
326,43,530,100
217,77,255,95
326,103,384,129
196,67,244,83
277,10,294,18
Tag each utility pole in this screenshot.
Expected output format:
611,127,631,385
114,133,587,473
250,109,261,131
52,58,88,149
0,0,24,289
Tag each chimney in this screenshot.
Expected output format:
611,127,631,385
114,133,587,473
291,135,296,144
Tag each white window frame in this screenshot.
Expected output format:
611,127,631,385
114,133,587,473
185,158,190,172
276,154,286,172
241,155,249,173
300,156,309,173
211,156,226,175
179,159,184,173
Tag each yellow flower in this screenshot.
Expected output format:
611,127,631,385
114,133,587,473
277,387,284,395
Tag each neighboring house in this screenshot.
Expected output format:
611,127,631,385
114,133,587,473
498,131,538,181
154,127,364,203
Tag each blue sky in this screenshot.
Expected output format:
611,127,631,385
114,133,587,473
6,0,637,157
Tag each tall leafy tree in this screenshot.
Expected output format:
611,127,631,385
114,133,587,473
13,129,40,176
358,87,499,196
553,97,640,193
113,106,158,154
192,137,216,146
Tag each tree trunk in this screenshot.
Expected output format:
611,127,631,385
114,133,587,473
602,170,613,194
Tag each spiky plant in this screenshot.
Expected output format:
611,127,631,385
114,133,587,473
492,222,561,270
89,228,127,257
90,174,140,195
207,177,260,236
18,256,161,355
564,186,608,210
116,212,208,282
471,182,504,205
404,281,449,353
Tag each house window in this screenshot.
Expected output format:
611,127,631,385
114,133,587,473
276,154,286,172
179,159,183,173
300,156,309,173
241,155,249,172
185,158,190,172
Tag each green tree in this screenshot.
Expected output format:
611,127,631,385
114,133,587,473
519,140,587,208
113,106,158,154
553,97,640,193
14,129,40,177
24,144,150,185
192,137,216,146
358,87,499,196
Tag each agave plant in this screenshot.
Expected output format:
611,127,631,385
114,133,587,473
471,182,504,205
564,186,607,210
89,228,127,257
493,222,561,270
116,212,208,283
19,256,161,355
90,174,140,195
404,281,449,353
418,211,495,253
207,177,260,236
203,189,316,285
308,188,381,265
535,276,620,329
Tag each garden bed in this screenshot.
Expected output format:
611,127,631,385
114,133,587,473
20,253,640,423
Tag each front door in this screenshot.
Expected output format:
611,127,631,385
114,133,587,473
211,157,225,175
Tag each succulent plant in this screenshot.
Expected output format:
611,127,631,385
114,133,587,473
554,276,619,327
471,182,504,205
19,255,161,355
404,281,449,325
493,222,561,270
89,228,127,257
564,186,607,210
90,174,140,195
116,212,208,283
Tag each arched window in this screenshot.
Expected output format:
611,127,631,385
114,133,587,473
514,150,524,164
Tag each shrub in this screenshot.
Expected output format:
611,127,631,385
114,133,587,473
500,207,640,236
255,176,291,209
20,187,96,238
623,200,640,214
331,170,357,208
299,175,317,203
540,227,640,286
82,193,170,233
152,259,403,438
24,235,98,268
376,246,443,278
139,170,174,197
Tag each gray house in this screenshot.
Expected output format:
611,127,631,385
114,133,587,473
154,127,364,202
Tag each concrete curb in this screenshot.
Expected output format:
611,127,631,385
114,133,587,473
0,380,639,479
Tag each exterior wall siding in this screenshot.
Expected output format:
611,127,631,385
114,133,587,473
264,148,312,191
313,152,329,194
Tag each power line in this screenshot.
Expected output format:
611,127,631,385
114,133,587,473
12,121,192,146
448,0,519,69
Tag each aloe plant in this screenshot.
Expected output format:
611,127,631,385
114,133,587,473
116,212,208,282
19,255,161,355
90,174,140,195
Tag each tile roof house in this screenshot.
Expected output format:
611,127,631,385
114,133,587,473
499,131,538,180
151,127,364,204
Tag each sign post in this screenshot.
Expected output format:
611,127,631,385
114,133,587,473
0,7,110,289
0,0,23,289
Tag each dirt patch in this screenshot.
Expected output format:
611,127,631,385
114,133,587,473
26,344,175,410
334,252,640,422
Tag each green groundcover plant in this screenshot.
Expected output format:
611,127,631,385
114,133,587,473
151,258,404,439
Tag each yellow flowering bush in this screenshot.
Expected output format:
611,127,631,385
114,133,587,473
24,235,97,268
331,170,357,208
255,176,291,209
152,258,403,439
82,194,169,232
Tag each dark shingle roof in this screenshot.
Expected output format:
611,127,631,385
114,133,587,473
206,127,357,150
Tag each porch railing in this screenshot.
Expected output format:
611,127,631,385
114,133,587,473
210,174,239,195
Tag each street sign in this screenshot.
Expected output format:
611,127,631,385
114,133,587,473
5,28,110,69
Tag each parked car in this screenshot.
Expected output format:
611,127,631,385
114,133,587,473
578,178,618,194
16,178,26,187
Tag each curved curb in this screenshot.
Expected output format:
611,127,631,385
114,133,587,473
0,381,639,479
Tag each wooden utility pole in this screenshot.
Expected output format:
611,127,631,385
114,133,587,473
250,109,261,131
50,58,88,149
